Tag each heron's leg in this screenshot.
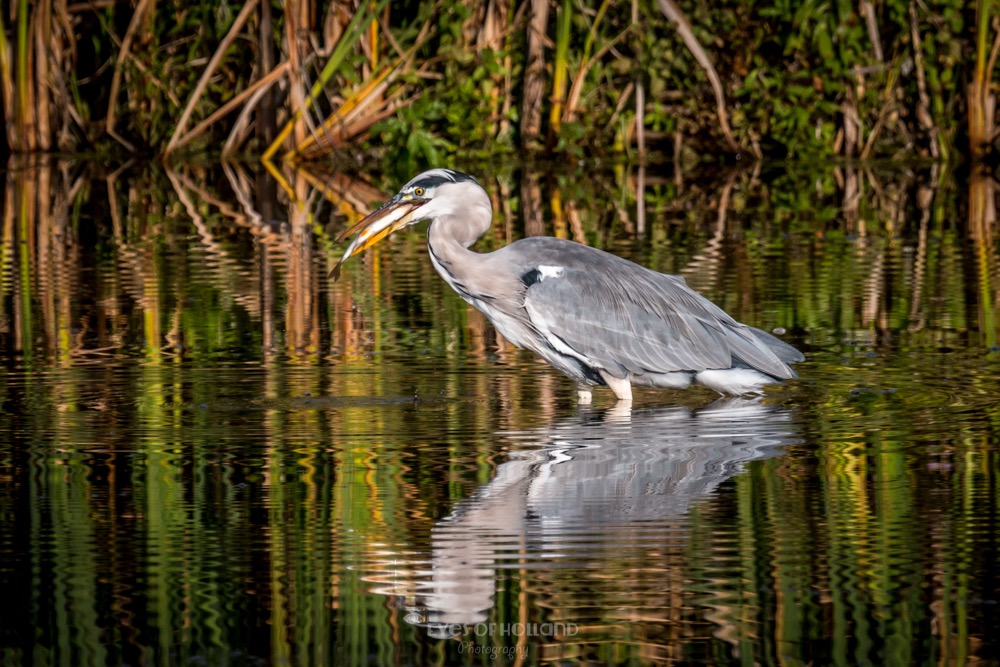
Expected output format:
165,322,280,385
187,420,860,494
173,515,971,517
598,370,633,403
576,385,593,404
605,402,632,420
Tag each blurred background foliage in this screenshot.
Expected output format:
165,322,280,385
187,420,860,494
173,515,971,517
0,0,996,165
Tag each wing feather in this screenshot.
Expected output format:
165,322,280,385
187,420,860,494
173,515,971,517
521,264,795,380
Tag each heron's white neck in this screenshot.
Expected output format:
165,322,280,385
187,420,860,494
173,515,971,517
426,205,493,296
428,212,489,249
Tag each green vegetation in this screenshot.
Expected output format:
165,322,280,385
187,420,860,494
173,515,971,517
0,0,996,163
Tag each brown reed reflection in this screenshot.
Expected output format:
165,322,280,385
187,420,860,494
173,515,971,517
968,168,999,349
1,157,998,375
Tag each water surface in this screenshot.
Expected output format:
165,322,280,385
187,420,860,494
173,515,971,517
1,161,999,665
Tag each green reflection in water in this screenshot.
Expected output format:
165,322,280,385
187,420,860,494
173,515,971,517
0,160,998,665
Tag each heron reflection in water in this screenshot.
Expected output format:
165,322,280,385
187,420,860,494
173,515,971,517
360,399,800,632
332,169,803,403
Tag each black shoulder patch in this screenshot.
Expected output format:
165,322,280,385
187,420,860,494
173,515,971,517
521,268,541,287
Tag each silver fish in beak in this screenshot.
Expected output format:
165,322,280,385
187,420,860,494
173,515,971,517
329,194,427,281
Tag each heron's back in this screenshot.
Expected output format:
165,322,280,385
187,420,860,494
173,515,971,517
489,237,802,388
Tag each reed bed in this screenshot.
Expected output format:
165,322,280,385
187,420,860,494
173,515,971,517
0,0,995,164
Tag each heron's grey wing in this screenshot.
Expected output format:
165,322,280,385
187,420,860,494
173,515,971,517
521,266,795,379
746,326,805,364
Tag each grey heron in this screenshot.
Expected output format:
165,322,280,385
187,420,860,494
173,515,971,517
331,169,803,404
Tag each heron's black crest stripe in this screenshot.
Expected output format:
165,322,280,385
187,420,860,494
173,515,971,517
520,268,541,287
408,169,477,191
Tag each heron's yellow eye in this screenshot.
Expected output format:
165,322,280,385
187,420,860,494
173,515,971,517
414,187,425,196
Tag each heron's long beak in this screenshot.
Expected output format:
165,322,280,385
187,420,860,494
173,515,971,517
329,196,425,281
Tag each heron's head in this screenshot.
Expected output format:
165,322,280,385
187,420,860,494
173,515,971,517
330,169,486,281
